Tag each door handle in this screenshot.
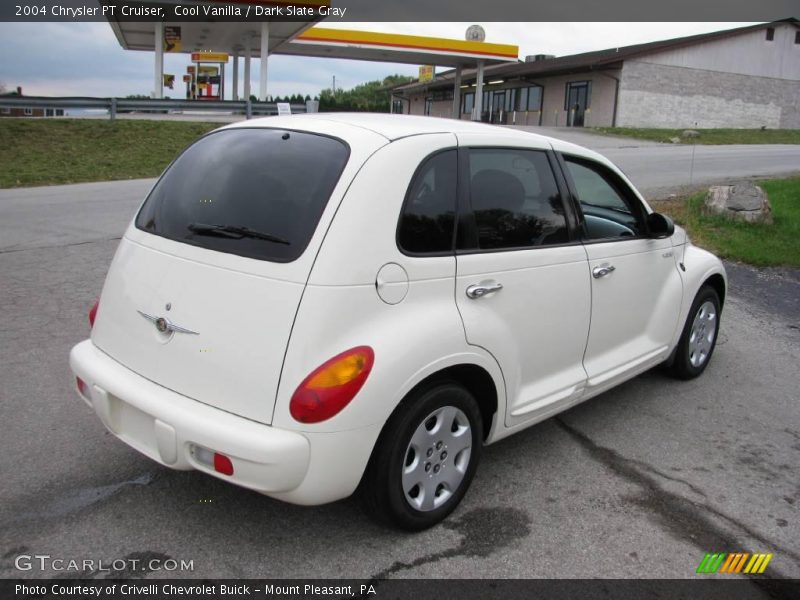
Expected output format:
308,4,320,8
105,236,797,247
466,282,503,299
592,265,616,279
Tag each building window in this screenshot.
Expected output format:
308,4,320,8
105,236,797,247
1,107,10,115
517,87,528,111
462,92,474,115
505,88,516,112
23,108,33,116
430,89,454,102
424,97,433,116
766,27,775,41
795,31,800,44
526,86,543,111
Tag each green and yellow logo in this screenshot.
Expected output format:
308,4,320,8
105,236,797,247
696,552,773,574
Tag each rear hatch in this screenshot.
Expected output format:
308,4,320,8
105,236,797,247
90,125,358,424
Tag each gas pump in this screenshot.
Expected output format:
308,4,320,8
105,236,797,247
189,52,229,101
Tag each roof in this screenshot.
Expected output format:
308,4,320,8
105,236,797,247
394,19,799,93
225,112,550,142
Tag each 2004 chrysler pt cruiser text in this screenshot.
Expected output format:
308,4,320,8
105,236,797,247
70,114,726,530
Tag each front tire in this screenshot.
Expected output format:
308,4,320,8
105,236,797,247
668,285,721,380
359,382,482,531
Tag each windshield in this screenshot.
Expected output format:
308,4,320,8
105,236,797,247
136,128,349,263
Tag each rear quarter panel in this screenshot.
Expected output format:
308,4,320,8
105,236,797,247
273,133,506,434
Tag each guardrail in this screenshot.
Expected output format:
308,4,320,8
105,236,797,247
0,96,310,120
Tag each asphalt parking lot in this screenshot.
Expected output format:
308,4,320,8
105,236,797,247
1,142,799,583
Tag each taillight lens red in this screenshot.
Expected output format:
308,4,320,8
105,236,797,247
76,377,89,398
290,346,374,424
88,298,99,328
213,453,234,476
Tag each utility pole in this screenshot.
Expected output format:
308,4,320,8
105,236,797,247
332,75,336,96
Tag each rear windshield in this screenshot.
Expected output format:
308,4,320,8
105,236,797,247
135,128,349,263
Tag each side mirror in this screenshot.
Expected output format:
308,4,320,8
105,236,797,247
647,212,675,239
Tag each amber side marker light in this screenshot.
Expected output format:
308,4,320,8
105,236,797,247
290,346,375,423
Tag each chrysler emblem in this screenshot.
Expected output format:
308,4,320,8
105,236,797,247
137,310,199,335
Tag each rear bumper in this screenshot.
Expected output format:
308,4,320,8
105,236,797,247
69,340,310,495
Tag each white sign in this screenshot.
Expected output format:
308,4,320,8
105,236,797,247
277,103,292,116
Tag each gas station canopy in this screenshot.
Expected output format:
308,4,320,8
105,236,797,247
109,22,518,67
106,4,518,119
108,20,319,56
283,28,518,67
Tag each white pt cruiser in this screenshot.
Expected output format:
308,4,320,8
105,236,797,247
70,114,726,530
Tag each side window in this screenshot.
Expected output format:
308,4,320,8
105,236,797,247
398,150,457,254
563,157,644,240
467,148,568,250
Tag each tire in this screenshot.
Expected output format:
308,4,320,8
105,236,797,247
668,285,721,380
358,381,483,531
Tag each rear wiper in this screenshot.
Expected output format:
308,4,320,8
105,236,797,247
187,223,291,245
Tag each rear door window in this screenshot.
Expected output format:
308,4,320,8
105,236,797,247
465,148,569,250
136,128,349,263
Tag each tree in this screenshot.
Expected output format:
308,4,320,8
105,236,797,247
318,74,414,112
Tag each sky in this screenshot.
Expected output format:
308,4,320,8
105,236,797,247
0,22,760,99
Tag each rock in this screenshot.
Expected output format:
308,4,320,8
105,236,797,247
682,130,701,138
669,137,682,144
704,182,773,224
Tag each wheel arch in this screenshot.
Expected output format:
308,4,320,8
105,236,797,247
400,364,499,442
376,363,500,446
704,272,727,308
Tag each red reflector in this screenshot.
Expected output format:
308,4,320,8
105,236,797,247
213,453,234,476
89,298,99,328
290,346,374,424
76,377,89,398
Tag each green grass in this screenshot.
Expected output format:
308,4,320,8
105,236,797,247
0,119,220,188
650,177,800,267
592,127,800,145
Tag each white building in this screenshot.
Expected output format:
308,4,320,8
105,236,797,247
393,20,800,129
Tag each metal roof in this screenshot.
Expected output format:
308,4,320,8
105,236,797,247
393,19,799,93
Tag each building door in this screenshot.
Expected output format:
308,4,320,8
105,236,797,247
490,91,506,124
566,82,590,127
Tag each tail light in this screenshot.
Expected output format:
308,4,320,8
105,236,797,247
290,346,374,424
88,298,99,328
213,453,234,476
76,377,89,399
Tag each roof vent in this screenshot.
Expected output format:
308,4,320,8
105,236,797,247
526,54,556,62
